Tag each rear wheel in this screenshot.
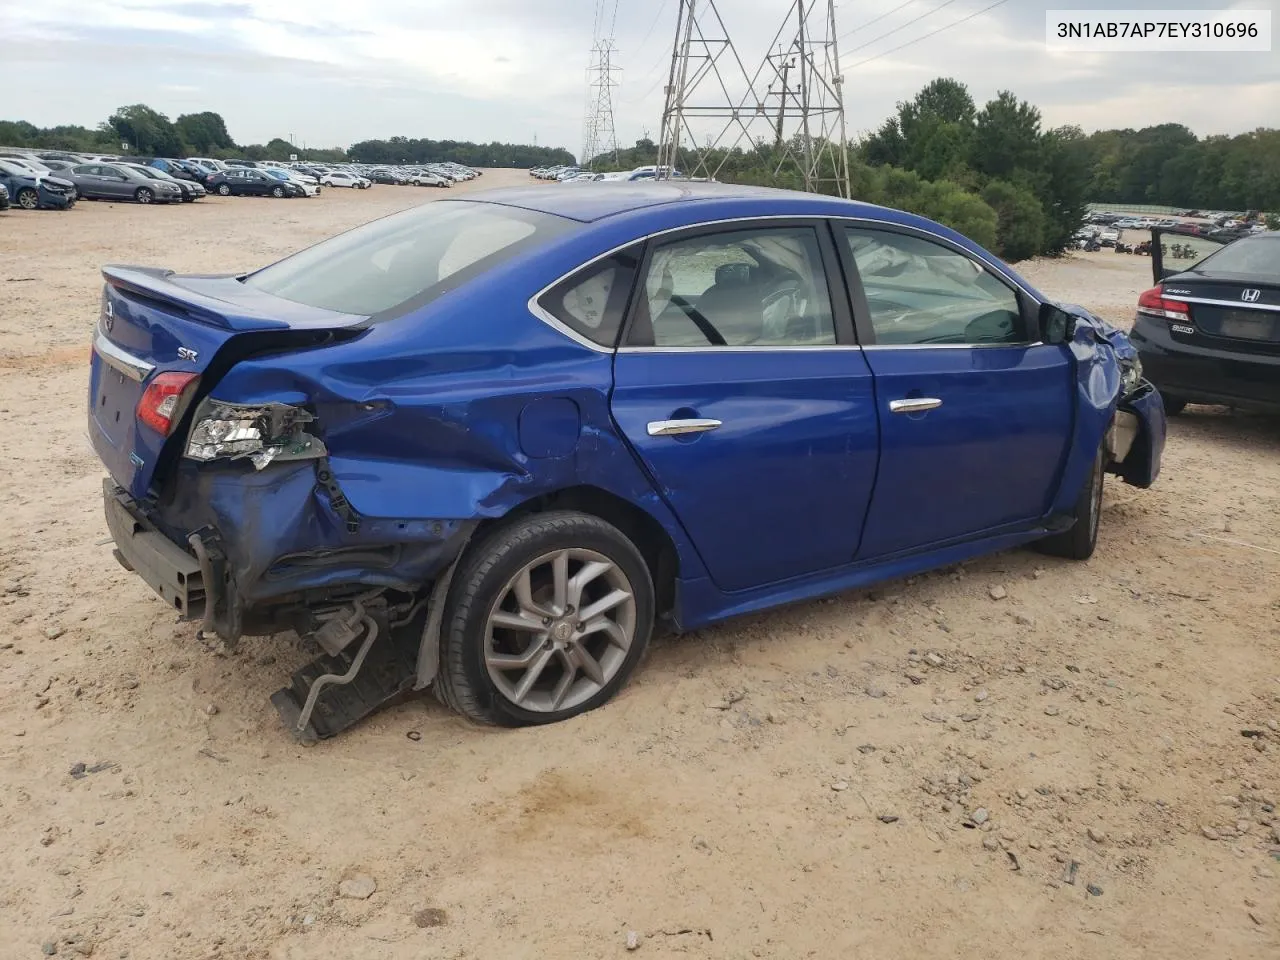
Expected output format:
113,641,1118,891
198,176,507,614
1035,444,1104,560
135,187,154,204
16,187,39,210
435,511,654,726
216,183,231,196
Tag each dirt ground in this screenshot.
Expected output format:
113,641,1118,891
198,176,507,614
2,172,1278,960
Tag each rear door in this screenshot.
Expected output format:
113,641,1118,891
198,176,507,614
608,220,879,593
836,223,1075,560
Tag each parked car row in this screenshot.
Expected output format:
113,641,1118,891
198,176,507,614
0,149,481,210
530,164,685,183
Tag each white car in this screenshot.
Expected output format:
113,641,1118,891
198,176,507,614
408,172,451,187
320,171,370,189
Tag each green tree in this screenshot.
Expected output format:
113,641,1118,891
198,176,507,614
971,91,1043,181
175,112,235,153
107,104,182,155
265,137,297,159
980,180,1045,260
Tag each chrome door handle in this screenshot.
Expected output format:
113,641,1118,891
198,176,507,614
647,418,722,437
889,397,943,414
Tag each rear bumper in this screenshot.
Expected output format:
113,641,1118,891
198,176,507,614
101,465,476,641
1133,314,1280,412
103,478,206,620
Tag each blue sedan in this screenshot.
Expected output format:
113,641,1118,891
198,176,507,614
88,184,1165,739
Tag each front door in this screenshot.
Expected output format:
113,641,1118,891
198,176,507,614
837,224,1075,560
610,221,879,593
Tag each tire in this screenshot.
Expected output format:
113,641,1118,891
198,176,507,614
135,187,154,204
182,195,195,203
216,184,231,196
435,511,655,727
1035,443,1105,560
271,185,284,198
16,187,39,210
1162,393,1188,416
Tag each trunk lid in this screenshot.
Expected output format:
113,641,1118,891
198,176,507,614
1159,276,1280,356
89,265,366,499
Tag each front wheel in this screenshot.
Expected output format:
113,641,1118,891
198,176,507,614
135,187,154,204
1035,444,1104,560
435,512,654,726
271,185,284,198
16,187,39,210
1162,393,1188,416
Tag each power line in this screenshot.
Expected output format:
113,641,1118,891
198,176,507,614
837,0,920,41
840,0,964,58
843,0,1013,69
636,0,672,52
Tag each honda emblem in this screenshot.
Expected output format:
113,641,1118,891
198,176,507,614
1241,288,1261,303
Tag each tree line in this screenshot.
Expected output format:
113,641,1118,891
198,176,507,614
0,104,571,168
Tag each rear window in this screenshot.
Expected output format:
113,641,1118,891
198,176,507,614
244,201,573,316
1191,235,1279,279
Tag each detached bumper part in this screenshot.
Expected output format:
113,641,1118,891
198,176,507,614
269,611,420,743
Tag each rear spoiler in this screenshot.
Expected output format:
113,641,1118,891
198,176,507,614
102,265,369,333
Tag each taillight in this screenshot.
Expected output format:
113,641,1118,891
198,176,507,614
136,372,199,435
1137,285,1191,321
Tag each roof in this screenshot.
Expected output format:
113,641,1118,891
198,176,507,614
462,182,892,224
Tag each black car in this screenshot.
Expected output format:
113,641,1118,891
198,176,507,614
1132,229,1279,414
0,183,9,210
207,168,304,198
368,168,406,185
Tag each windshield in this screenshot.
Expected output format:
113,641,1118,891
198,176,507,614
1191,235,1279,279
244,200,574,317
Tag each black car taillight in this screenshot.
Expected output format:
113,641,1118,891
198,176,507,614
1137,286,1191,322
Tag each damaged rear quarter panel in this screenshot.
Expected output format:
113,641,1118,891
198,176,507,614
194,253,708,596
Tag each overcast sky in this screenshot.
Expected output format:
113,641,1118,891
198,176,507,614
2,0,1277,155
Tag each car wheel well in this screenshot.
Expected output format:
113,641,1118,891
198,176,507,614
475,486,678,620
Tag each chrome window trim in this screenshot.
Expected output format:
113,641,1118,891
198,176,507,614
527,212,1040,353
861,341,1046,351
616,344,863,354
93,326,154,382
1162,294,1280,313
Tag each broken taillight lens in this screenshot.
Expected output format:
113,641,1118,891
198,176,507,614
1137,286,1191,322
185,399,327,470
136,372,199,435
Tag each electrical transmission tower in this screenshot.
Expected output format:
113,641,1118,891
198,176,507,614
656,0,850,196
582,38,621,168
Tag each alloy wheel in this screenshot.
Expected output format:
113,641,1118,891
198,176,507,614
17,188,38,210
484,548,636,713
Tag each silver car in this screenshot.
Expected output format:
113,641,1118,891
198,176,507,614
65,163,184,204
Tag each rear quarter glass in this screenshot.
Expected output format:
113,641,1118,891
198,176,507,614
242,201,576,319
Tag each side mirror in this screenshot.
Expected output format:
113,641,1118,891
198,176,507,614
1040,303,1075,345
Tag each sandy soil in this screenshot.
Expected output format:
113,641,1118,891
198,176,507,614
2,175,1278,960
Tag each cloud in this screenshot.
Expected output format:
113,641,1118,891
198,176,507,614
0,0,1275,155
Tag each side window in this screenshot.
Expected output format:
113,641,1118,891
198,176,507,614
537,249,640,348
630,226,835,348
844,228,1024,345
